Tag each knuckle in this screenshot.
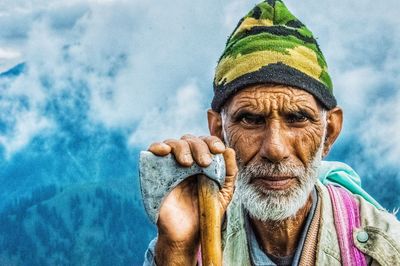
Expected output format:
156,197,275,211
209,135,220,142
203,136,216,144
194,142,211,154
175,140,190,151
187,138,206,149
164,139,178,145
198,136,210,144
181,134,196,140
199,135,210,141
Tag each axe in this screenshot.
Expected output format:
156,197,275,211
139,151,226,265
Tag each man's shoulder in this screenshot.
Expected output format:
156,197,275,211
316,181,400,265
356,193,400,233
354,193,400,265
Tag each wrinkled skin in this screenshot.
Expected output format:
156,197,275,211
148,84,343,265
223,85,325,168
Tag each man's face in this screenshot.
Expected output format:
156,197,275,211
221,84,327,221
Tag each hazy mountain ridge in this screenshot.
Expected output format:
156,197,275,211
0,181,155,266
0,63,25,78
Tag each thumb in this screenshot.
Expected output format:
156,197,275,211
218,148,238,210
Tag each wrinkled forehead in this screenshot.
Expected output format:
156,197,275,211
225,84,321,114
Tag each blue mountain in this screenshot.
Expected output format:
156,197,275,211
0,63,26,78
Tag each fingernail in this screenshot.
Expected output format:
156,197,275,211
214,142,225,151
200,154,212,165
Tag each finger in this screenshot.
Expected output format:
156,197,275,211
148,142,172,156
184,137,213,167
219,148,238,209
181,135,213,167
222,148,238,189
164,139,193,167
199,136,225,154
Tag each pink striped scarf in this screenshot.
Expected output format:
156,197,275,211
327,184,367,266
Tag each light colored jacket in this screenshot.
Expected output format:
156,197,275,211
221,181,400,265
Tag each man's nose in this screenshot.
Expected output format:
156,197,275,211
259,121,290,163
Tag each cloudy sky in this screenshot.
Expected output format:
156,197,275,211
0,0,399,211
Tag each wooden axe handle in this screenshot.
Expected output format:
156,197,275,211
197,174,222,266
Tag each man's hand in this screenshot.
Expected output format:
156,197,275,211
148,134,238,266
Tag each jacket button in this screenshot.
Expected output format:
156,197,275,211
356,231,369,243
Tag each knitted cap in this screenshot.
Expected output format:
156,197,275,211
212,0,336,111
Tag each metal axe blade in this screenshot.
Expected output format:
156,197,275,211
139,151,226,224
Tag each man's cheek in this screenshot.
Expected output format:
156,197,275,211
228,127,262,164
295,127,324,164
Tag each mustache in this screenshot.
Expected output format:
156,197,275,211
238,160,306,179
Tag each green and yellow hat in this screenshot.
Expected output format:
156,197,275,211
212,0,336,111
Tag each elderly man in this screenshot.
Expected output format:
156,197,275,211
143,1,400,265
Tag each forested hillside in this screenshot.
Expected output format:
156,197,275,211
0,183,155,265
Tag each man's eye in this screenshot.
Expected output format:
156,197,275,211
286,113,308,123
240,115,264,125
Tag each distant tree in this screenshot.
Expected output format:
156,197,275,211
35,221,50,245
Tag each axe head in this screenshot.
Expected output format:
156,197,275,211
139,151,226,224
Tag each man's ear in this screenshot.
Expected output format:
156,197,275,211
323,107,343,157
207,109,224,140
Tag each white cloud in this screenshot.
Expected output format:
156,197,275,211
0,111,52,158
128,81,208,147
0,47,21,60
0,0,234,148
223,1,258,30
0,63,52,158
359,91,400,169
333,67,385,138
0,0,228,156
0,47,22,72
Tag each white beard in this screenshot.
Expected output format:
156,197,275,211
236,143,323,222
